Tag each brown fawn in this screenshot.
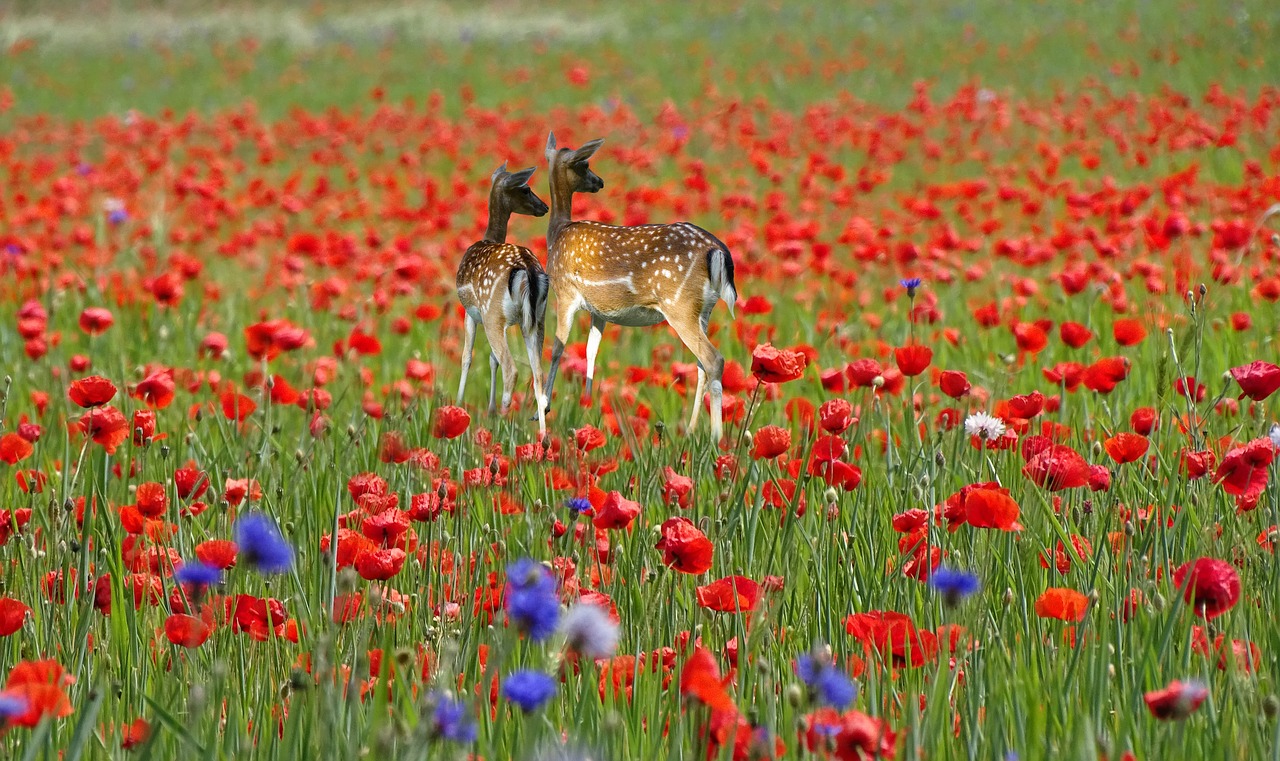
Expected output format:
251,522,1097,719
540,133,738,441
455,164,551,435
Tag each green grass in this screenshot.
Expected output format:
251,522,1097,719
1,1,1280,759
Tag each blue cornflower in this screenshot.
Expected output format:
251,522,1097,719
233,513,294,575
565,496,592,514
928,567,981,607
504,558,560,641
174,560,223,587
795,652,858,709
0,693,27,720
428,692,476,743
501,670,557,713
900,277,922,298
3,244,20,258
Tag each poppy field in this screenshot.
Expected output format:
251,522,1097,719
3,1,1280,759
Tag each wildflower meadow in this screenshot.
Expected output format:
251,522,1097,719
2,1,1280,759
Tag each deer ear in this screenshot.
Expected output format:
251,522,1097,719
570,138,604,164
491,162,508,183
544,132,558,163
503,167,537,188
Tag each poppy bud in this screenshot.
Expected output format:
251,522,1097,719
784,683,805,707
1264,696,1279,718
1003,588,1014,605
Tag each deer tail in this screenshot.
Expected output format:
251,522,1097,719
706,246,738,318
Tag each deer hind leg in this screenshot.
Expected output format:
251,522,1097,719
483,321,517,415
524,327,547,437
667,310,725,442
457,312,478,406
487,350,499,415
584,314,606,401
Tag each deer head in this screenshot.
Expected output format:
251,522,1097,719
490,163,549,218
545,132,605,195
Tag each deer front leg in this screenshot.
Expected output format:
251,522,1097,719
457,312,477,406
537,295,578,421
688,366,707,432
584,314,606,401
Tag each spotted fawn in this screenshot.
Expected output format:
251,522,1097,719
455,164,551,435
540,133,738,441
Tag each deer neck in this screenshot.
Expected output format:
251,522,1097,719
481,208,510,244
546,175,575,264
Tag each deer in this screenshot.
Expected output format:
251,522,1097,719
455,163,551,435
539,132,738,442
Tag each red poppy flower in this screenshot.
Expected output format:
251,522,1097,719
174,462,209,500
662,467,694,509
893,345,932,377
1179,449,1215,480
593,491,641,531
432,406,471,439
1230,361,1280,401
1012,322,1048,353
131,410,159,446
68,375,117,408
1173,376,1206,401
575,425,607,452
354,548,407,581
1058,321,1093,348
938,370,970,398
0,597,30,636
120,718,152,749
844,610,937,668
78,406,129,453
78,307,115,335
195,539,238,569
679,646,735,712
1004,391,1044,419
164,613,214,648
135,482,168,518
845,359,883,388
818,399,855,434
695,576,761,613
1022,444,1090,491
961,487,1022,531
223,477,262,506
1144,680,1208,720
751,425,791,459
655,517,714,574
133,370,176,409
220,392,257,422
1034,588,1090,622
750,343,808,384
0,433,33,465
802,708,897,760
1172,558,1240,619
1130,407,1158,435
1213,438,1274,498
1112,318,1146,345
1103,433,1149,464
1081,357,1130,394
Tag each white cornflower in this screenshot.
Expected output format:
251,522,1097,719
964,412,1007,442
1269,423,1280,449
558,603,619,659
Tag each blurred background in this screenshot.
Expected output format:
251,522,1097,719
4,0,1275,122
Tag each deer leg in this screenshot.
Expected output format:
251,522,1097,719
484,322,517,415
537,298,577,420
457,312,477,406
584,314,606,401
668,312,725,442
487,350,499,415
524,328,547,437
688,366,707,432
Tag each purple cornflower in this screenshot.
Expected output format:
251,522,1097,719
504,558,560,641
900,277,922,298
0,693,27,721
233,513,294,574
428,692,476,743
928,567,981,607
174,560,223,587
795,652,858,709
565,496,592,514
501,670,557,713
